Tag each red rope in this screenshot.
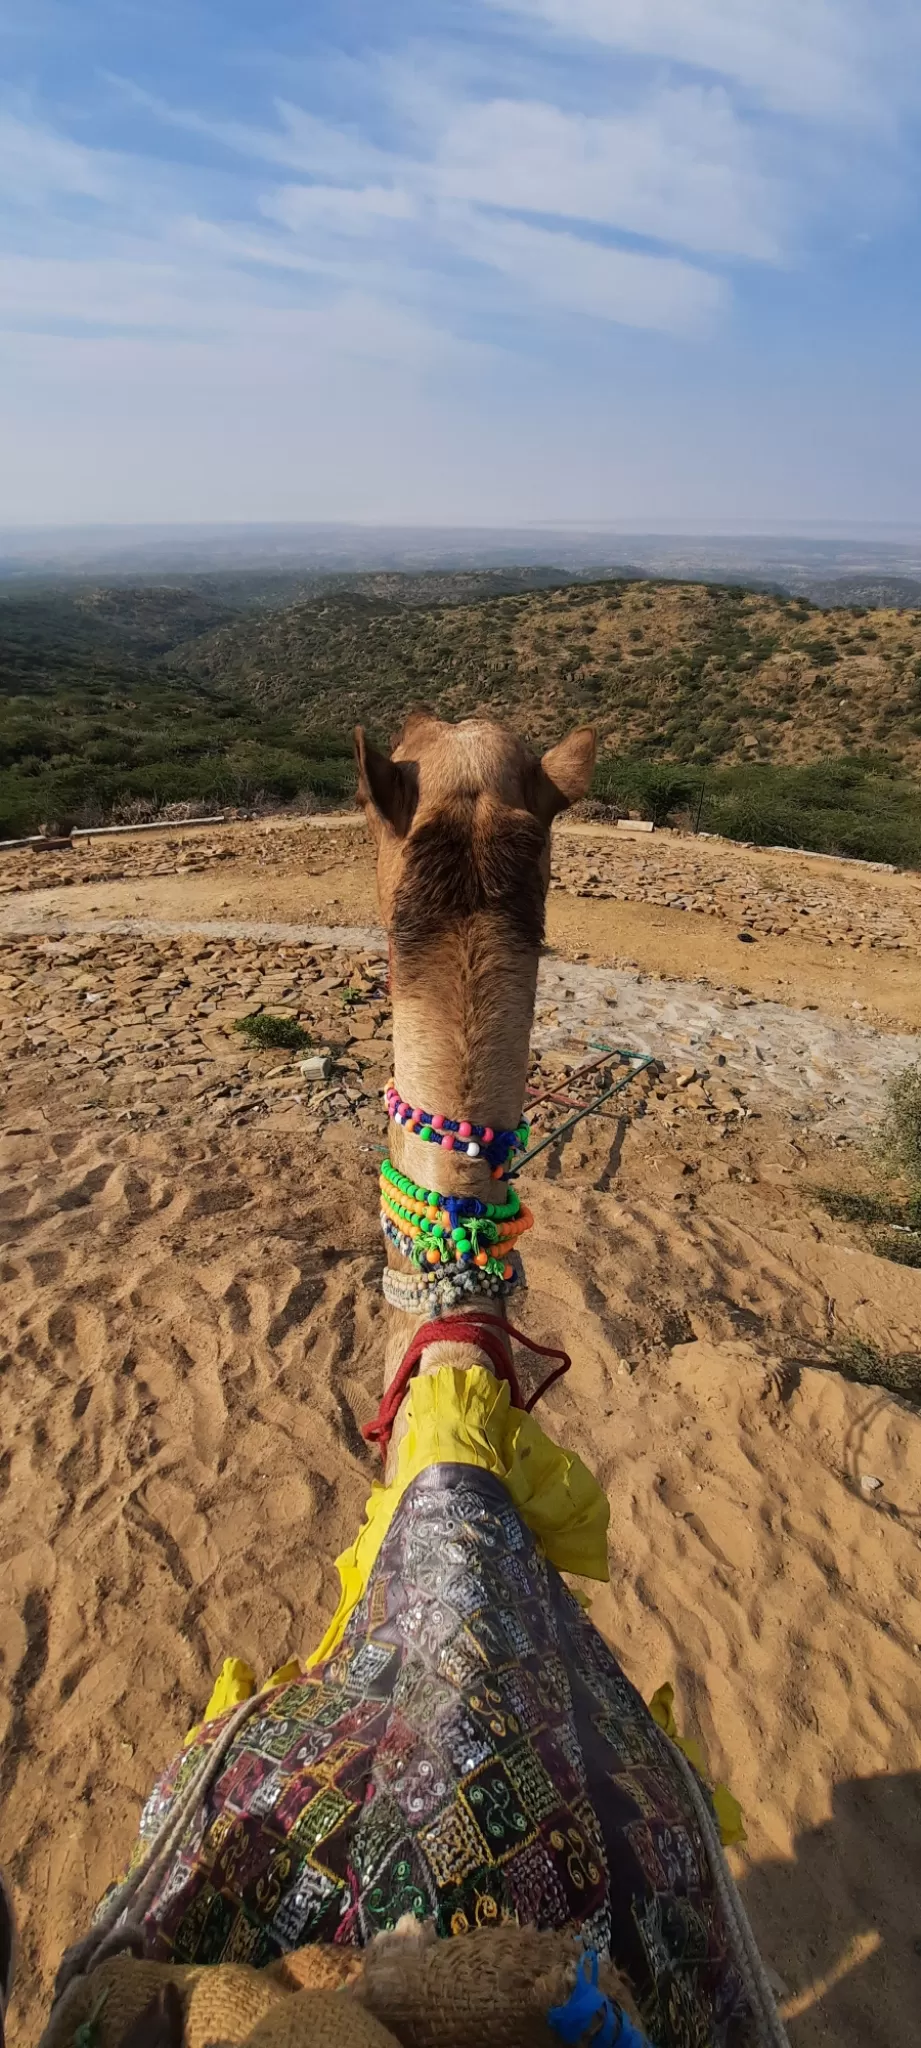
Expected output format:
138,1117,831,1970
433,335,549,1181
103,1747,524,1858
362,1313,572,1458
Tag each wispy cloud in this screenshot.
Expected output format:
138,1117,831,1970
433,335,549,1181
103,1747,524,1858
261,183,417,236
444,210,726,330
484,0,920,122
1,1,918,523
0,109,110,204
95,69,750,340
426,87,782,260
105,80,398,184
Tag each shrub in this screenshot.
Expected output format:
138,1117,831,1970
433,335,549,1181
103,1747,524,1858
872,1229,921,1269
593,760,698,825
233,1013,312,1051
832,1335,921,1405
875,1061,921,1181
815,1183,921,1276
799,637,840,666
814,1187,907,1226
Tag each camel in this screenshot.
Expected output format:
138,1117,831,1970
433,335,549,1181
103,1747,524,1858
42,716,785,2048
355,710,597,1466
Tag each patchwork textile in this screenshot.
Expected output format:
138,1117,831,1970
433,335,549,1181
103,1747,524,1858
130,1467,755,2048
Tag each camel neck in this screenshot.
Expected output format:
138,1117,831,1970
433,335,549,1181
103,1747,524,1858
379,920,540,1457
387,922,538,1204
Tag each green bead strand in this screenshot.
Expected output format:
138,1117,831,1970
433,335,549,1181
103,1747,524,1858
380,1158,520,1221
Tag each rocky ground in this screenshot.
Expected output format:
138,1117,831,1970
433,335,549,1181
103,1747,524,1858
5,815,921,1035
1,922,916,1152
0,929,392,1140
6,816,921,959
553,828,921,953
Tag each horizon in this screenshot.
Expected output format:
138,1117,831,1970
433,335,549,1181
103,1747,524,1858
5,519,921,604
3,0,921,528
5,518,921,543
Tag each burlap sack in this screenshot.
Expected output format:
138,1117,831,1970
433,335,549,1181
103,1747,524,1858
38,1925,639,2048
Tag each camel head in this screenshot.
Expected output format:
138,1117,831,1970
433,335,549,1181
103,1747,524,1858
354,712,596,971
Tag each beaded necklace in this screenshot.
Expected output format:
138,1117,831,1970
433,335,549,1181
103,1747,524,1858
385,1084,528,1175
381,1254,522,1315
379,1160,533,1279
382,1079,534,1312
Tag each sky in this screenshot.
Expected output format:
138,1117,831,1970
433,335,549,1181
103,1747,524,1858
2,0,921,529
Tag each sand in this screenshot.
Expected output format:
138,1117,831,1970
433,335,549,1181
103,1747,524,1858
2,819,921,2045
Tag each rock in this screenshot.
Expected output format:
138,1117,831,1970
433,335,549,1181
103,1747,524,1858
860,1474,883,1495
299,1052,333,1082
676,1066,698,1088
737,930,756,944
358,1043,392,1070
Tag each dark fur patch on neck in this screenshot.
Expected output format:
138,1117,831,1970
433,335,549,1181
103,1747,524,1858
393,801,546,963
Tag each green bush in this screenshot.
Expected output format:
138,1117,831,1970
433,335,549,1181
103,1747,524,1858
690,759,921,866
815,1186,921,1227
592,760,697,826
4,575,921,862
871,1229,921,1269
832,1335,921,1404
799,637,840,666
233,1013,312,1051
875,1061,921,1181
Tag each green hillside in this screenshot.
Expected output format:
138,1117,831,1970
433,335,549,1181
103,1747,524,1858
3,571,921,862
172,576,921,766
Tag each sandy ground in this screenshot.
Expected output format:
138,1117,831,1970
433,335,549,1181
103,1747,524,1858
2,818,921,2044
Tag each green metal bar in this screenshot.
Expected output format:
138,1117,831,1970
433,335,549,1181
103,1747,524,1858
525,1042,619,1113
509,1042,654,1177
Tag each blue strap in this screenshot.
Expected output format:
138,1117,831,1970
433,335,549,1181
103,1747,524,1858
548,1952,651,2048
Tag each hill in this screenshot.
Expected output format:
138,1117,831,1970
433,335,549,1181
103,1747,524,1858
0,586,356,838
4,572,921,860
172,576,921,765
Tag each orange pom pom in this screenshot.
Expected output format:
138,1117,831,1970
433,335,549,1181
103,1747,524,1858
475,1251,489,1268
426,1247,441,1266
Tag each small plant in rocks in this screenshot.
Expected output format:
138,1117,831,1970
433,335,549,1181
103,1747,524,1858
234,1013,312,1052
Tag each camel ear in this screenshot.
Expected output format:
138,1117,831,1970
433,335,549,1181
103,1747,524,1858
538,726,597,819
354,726,417,837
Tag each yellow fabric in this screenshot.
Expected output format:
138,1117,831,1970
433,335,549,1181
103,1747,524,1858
648,1682,746,1847
185,1656,303,1747
306,1366,610,1669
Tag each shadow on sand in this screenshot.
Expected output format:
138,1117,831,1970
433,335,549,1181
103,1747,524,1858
740,1768,921,2046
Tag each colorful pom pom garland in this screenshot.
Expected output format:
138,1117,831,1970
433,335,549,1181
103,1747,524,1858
385,1084,528,1173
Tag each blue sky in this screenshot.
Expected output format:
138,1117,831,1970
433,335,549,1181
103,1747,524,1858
2,0,920,527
